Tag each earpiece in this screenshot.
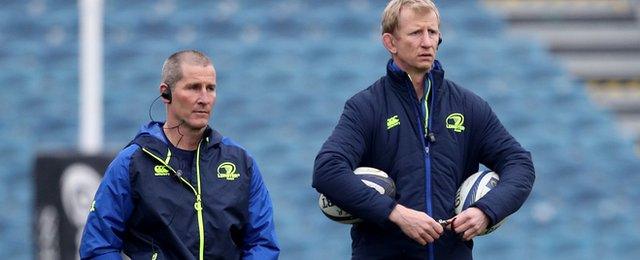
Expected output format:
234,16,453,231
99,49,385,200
436,35,443,50
161,86,172,103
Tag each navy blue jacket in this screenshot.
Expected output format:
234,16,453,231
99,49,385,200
313,60,535,259
80,122,279,260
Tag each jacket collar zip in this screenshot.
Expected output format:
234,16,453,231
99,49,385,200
386,59,447,109
386,59,430,103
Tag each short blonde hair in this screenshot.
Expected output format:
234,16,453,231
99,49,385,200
381,0,440,34
161,50,212,88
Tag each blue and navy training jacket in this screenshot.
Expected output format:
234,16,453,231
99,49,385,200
80,122,279,260
313,59,535,259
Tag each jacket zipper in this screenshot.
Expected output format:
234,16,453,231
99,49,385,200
405,74,435,260
142,141,205,260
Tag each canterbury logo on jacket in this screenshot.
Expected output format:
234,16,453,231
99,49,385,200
313,59,534,259
80,122,279,260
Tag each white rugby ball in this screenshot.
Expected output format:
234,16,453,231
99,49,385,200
455,170,505,235
318,167,396,224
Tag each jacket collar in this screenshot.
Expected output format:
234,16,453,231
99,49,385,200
386,59,445,95
132,121,223,155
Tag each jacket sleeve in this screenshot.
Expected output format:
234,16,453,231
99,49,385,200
242,159,280,260
79,145,137,260
313,97,397,227
471,100,535,226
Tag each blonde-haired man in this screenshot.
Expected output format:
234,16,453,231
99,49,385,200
313,1,534,259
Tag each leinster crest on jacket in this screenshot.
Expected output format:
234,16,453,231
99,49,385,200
217,162,240,180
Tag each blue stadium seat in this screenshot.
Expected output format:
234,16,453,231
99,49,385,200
2,0,639,259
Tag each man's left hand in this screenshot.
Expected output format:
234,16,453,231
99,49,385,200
446,207,489,241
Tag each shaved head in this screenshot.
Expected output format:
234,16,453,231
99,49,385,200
161,50,212,89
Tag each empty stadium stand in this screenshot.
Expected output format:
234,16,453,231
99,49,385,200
485,0,640,154
1,0,639,259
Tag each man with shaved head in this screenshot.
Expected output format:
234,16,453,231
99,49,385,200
80,50,279,260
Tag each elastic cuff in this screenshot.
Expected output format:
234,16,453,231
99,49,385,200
378,199,398,228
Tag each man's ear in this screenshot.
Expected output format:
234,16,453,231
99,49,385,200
159,83,172,104
382,33,397,54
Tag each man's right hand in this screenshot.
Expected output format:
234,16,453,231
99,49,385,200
388,204,443,245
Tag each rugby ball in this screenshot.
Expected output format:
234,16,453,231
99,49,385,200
454,170,505,235
318,167,396,224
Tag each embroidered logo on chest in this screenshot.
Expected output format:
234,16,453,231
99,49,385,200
445,113,465,133
154,165,170,176
386,115,400,130
217,162,240,181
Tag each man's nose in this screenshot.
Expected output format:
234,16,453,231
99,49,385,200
197,90,213,104
421,34,437,48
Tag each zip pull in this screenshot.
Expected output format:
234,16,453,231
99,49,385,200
425,132,436,143
194,194,203,211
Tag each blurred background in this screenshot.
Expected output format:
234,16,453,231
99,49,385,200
1,0,640,259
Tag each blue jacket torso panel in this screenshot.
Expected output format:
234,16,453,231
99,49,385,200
80,122,279,260
313,60,535,259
